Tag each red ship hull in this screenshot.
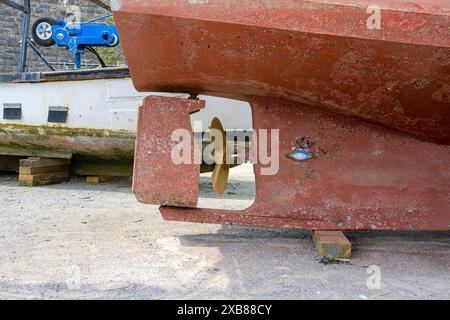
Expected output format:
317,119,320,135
114,0,450,230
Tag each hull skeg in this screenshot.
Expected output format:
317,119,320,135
0,76,252,162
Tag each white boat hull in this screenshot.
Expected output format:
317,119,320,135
0,77,252,161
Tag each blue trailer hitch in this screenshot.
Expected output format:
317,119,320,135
32,15,120,69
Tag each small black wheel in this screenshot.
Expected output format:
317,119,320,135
32,17,57,47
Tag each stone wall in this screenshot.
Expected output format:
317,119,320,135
0,0,125,73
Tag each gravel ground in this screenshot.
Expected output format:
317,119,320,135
0,164,449,300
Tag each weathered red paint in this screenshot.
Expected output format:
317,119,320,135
133,96,204,208
115,1,450,230
159,96,450,231
113,0,450,144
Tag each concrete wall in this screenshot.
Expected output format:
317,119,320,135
0,0,124,73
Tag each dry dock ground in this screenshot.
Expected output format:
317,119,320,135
0,164,449,300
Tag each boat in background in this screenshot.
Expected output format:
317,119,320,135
0,67,252,174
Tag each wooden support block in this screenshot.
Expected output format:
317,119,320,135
19,171,70,187
18,157,71,187
86,176,114,184
313,230,352,259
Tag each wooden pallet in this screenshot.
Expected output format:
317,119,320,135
19,157,70,187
